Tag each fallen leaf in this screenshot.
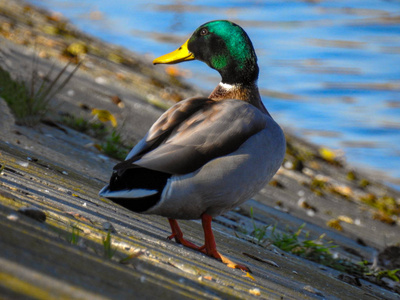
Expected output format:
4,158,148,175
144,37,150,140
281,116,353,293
91,109,117,127
111,95,124,108
166,66,184,77
120,251,143,265
330,184,353,198
243,272,256,281
338,215,354,224
66,42,88,56
373,212,396,225
66,212,93,224
93,144,102,151
249,288,261,296
327,219,343,231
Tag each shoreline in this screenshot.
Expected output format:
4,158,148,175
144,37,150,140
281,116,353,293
24,0,400,191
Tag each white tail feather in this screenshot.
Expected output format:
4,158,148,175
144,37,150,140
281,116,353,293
99,185,157,198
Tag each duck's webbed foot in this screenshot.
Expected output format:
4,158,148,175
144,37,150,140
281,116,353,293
167,218,202,251
201,214,251,272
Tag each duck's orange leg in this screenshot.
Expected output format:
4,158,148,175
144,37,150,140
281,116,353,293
167,218,202,250
201,214,250,272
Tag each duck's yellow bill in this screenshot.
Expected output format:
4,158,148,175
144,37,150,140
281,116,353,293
153,39,195,65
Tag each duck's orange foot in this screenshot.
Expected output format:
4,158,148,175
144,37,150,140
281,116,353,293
167,218,201,251
168,233,202,250
200,214,251,272
206,248,251,272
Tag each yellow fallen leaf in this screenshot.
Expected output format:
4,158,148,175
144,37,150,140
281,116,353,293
243,272,256,281
249,288,261,296
327,219,343,231
91,109,117,127
330,185,353,198
166,66,181,77
66,42,88,56
319,147,336,162
108,52,124,64
338,215,354,224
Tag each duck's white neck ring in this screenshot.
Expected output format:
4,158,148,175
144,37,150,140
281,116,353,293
219,82,238,91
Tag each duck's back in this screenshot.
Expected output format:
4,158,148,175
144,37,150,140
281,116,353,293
144,98,286,219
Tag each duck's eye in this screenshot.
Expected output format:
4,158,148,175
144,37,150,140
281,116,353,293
200,28,209,36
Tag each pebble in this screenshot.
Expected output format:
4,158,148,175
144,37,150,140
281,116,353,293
95,76,107,84
17,161,29,168
102,222,116,233
18,206,46,222
249,288,261,296
7,213,19,221
303,285,325,297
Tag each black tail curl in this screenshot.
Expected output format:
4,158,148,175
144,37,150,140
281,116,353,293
106,167,171,213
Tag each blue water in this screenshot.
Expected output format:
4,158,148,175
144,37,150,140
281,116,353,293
29,0,400,189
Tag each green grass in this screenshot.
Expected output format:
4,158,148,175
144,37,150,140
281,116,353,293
61,114,108,139
0,53,131,161
100,130,131,161
102,230,117,259
67,224,81,245
270,224,368,276
247,209,370,277
368,269,400,282
249,207,269,245
0,60,80,126
61,113,131,161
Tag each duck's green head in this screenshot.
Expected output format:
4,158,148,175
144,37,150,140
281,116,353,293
153,20,259,86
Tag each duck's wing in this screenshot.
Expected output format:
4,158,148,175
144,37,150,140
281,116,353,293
122,97,212,163
115,97,267,175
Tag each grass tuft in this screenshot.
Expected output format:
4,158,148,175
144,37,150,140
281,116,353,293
102,230,117,259
249,207,269,245
67,224,80,245
100,130,130,161
0,58,80,126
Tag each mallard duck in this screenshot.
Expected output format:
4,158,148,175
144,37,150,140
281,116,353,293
100,20,285,271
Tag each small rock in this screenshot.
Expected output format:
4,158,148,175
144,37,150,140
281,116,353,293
17,161,29,168
306,209,315,217
338,274,362,287
284,161,293,169
0,97,15,131
378,246,400,269
18,206,46,222
303,285,324,297
95,77,107,84
7,213,19,221
98,154,110,161
102,222,116,233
